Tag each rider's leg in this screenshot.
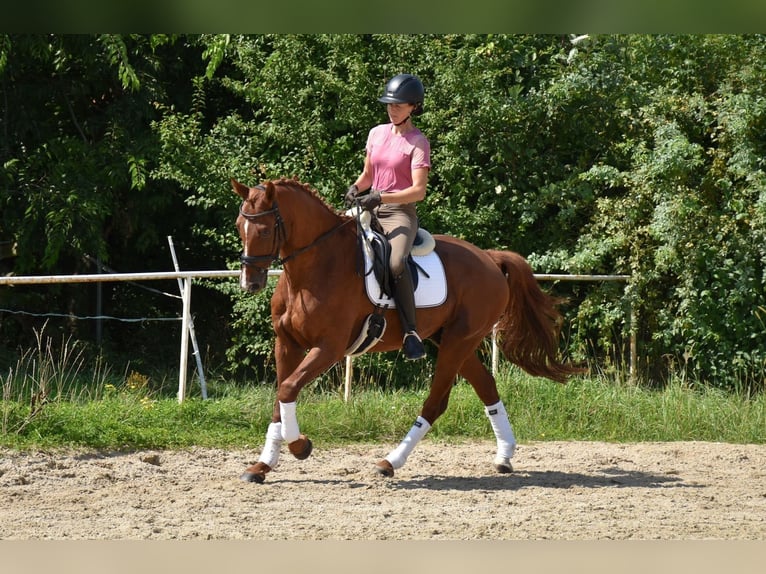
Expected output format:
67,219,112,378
392,264,425,360
378,204,425,361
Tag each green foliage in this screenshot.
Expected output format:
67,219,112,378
220,277,278,378
551,35,766,387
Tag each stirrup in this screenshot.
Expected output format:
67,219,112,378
402,331,426,361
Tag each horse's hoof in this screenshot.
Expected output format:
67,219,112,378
288,435,313,460
494,462,513,474
240,462,270,483
374,460,395,478
240,471,266,483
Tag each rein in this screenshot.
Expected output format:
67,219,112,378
239,195,354,269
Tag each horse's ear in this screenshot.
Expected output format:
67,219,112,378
231,178,250,201
264,180,276,203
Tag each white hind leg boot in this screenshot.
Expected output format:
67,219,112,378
485,400,516,469
385,416,431,470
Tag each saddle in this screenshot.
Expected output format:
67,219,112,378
344,208,446,358
363,222,433,299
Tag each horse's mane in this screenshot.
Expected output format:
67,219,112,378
271,177,353,222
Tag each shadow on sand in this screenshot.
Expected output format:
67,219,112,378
389,467,694,492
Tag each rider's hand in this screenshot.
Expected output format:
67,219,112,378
358,189,381,212
344,185,359,207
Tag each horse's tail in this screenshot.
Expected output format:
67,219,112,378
486,249,586,384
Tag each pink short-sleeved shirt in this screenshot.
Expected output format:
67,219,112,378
365,123,431,193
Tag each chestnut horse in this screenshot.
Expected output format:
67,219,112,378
233,178,582,483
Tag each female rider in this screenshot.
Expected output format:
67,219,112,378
345,73,430,361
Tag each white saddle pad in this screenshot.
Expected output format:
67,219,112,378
363,249,447,309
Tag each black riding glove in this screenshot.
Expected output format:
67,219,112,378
358,189,381,212
344,185,359,207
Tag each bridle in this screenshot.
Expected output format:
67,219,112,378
238,187,354,271
238,202,286,270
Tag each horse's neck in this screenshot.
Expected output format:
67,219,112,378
277,187,354,273
280,195,340,248
280,224,355,295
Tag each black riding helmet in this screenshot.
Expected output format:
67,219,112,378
378,73,424,116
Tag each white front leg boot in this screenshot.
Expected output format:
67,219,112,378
257,421,283,469
279,401,301,443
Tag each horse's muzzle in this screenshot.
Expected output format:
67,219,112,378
240,267,268,293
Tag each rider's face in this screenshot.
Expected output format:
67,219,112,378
387,102,416,124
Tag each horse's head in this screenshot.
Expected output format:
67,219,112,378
232,178,284,293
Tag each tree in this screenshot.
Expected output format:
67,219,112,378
0,34,219,365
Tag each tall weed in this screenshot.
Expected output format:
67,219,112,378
1,327,113,435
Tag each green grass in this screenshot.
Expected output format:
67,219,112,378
2,332,764,449
2,357,764,449
498,372,766,443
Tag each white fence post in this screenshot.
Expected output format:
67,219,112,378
168,236,208,400
178,277,192,403
344,356,353,402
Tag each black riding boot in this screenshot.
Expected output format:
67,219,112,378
393,267,426,361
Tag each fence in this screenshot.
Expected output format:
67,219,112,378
0,269,632,402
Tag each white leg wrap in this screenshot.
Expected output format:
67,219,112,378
485,400,516,463
257,422,283,468
385,416,431,470
279,401,301,443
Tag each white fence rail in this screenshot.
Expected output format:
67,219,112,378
0,270,632,402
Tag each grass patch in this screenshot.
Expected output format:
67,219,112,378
498,370,766,443
2,361,764,450
2,331,764,449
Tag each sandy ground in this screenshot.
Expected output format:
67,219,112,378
1,440,765,540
